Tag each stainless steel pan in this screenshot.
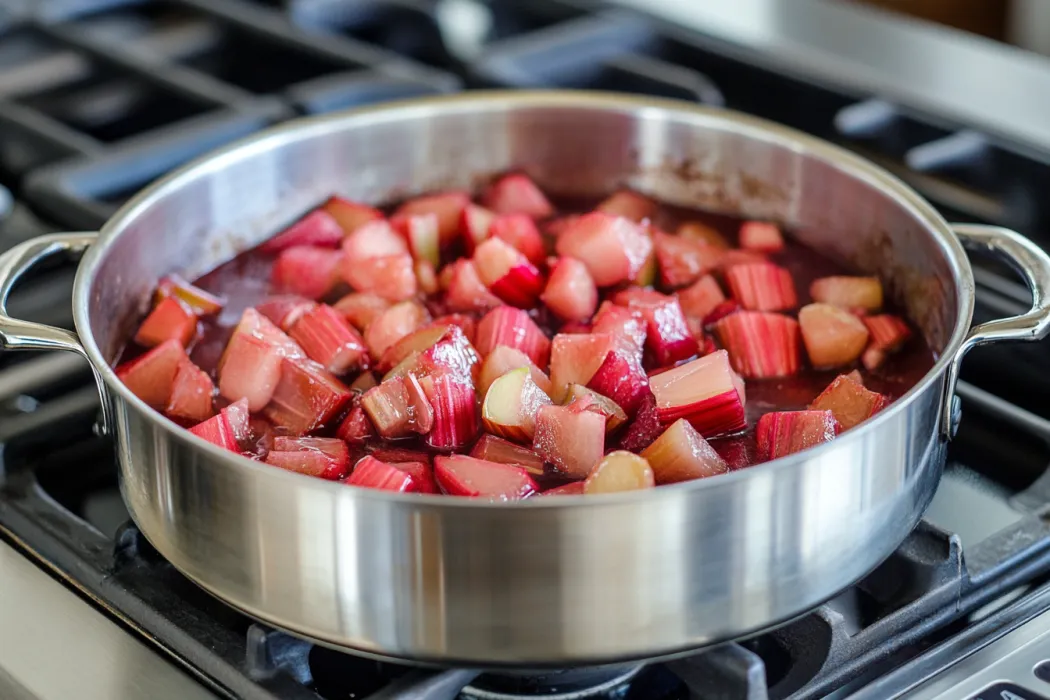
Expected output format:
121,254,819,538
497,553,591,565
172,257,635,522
1,92,1049,667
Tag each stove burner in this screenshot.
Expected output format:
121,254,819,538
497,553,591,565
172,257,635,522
460,666,642,700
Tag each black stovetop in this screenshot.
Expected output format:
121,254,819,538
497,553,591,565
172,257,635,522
3,1,1050,699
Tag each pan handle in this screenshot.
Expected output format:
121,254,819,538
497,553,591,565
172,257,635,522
0,232,107,431
942,224,1050,438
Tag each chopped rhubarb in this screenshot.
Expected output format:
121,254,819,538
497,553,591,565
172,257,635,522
189,411,239,452
379,324,479,383
475,306,551,367
289,304,368,375
434,454,537,500
392,212,440,266
479,345,552,398
533,403,606,479
416,260,438,295
341,253,417,302
336,405,373,444
864,314,912,351
420,373,478,450
350,371,378,393
799,303,870,369
564,384,628,432
623,292,699,366
677,221,729,249
341,219,408,263
389,461,438,494
725,262,797,312
333,292,391,331
461,203,495,253
322,195,383,235
755,410,839,460
654,232,723,288
555,212,653,287
272,246,342,300
267,436,350,480
490,214,546,265
610,286,667,307
259,210,344,253
596,190,657,223
738,221,785,253
586,338,650,415
365,300,429,360
649,350,747,437
616,391,662,452
482,367,552,442
473,237,544,308
584,451,655,494
262,359,352,435
543,481,585,496
166,360,215,423
345,456,418,492
218,331,283,411
360,376,430,439
714,311,801,379
483,174,553,219
444,259,503,313
720,249,768,269
224,399,251,445
703,299,741,327
541,257,598,323
471,434,546,475
810,373,887,430
549,333,617,402
811,276,883,312
116,339,188,409
134,297,197,348
591,301,647,351
677,275,726,321
155,274,225,316
372,448,432,464
429,314,476,344
633,249,658,287
394,191,470,245
229,307,304,358
257,295,314,331
641,418,727,484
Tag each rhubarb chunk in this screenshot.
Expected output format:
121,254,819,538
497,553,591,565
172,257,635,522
596,190,657,223
481,367,552,442
218,330,283,411
738,221,784,253
444,259,503,313
474,237,544,308
334,292,391,331
341,219,408,262
155,274,225,316
533,403,606,479
584,451,655,494
648,350,747,438
461,203,495,253
341,253,417,302
257,295,314,331
259,210,344,253
364,300,429,360
267,436,350,480
591,301,647,352
116,339,188,410
799,303,870,369
677,275,726,321
394,191,470,245
549,333,615,402
564,384,628,432
336,405,373,444
434,454,538,500
585,338,650,415
289,304,368,375
623,292,699,366
642,419,727,484
379,324,479,383
361,376,431,439
725,262,797,312
714,311,801,379
189,411,239,452
861,314,912,370
617,391,663,452
479,345,552,398
345,455,419,492
389,461,439,494
471,434,546,475
262,359,352,435
811,276,883,312
272,246,342,300
420,373,479,450
475,306,551,368
555,212,653,287
392,213,440,267
491,214,546,265
134,297,197,348
166,360,215,423
654,232,723,288
755,410,839,460
483,174,554,219
541,257,598,323
810,372,887,430
322,195,383,235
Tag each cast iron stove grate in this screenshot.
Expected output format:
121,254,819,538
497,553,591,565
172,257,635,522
2,0,1050,698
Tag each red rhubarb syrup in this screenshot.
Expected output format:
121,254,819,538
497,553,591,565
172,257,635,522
114,176,935,498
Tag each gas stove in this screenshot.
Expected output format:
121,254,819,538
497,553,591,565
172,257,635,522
3,1,1050,699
